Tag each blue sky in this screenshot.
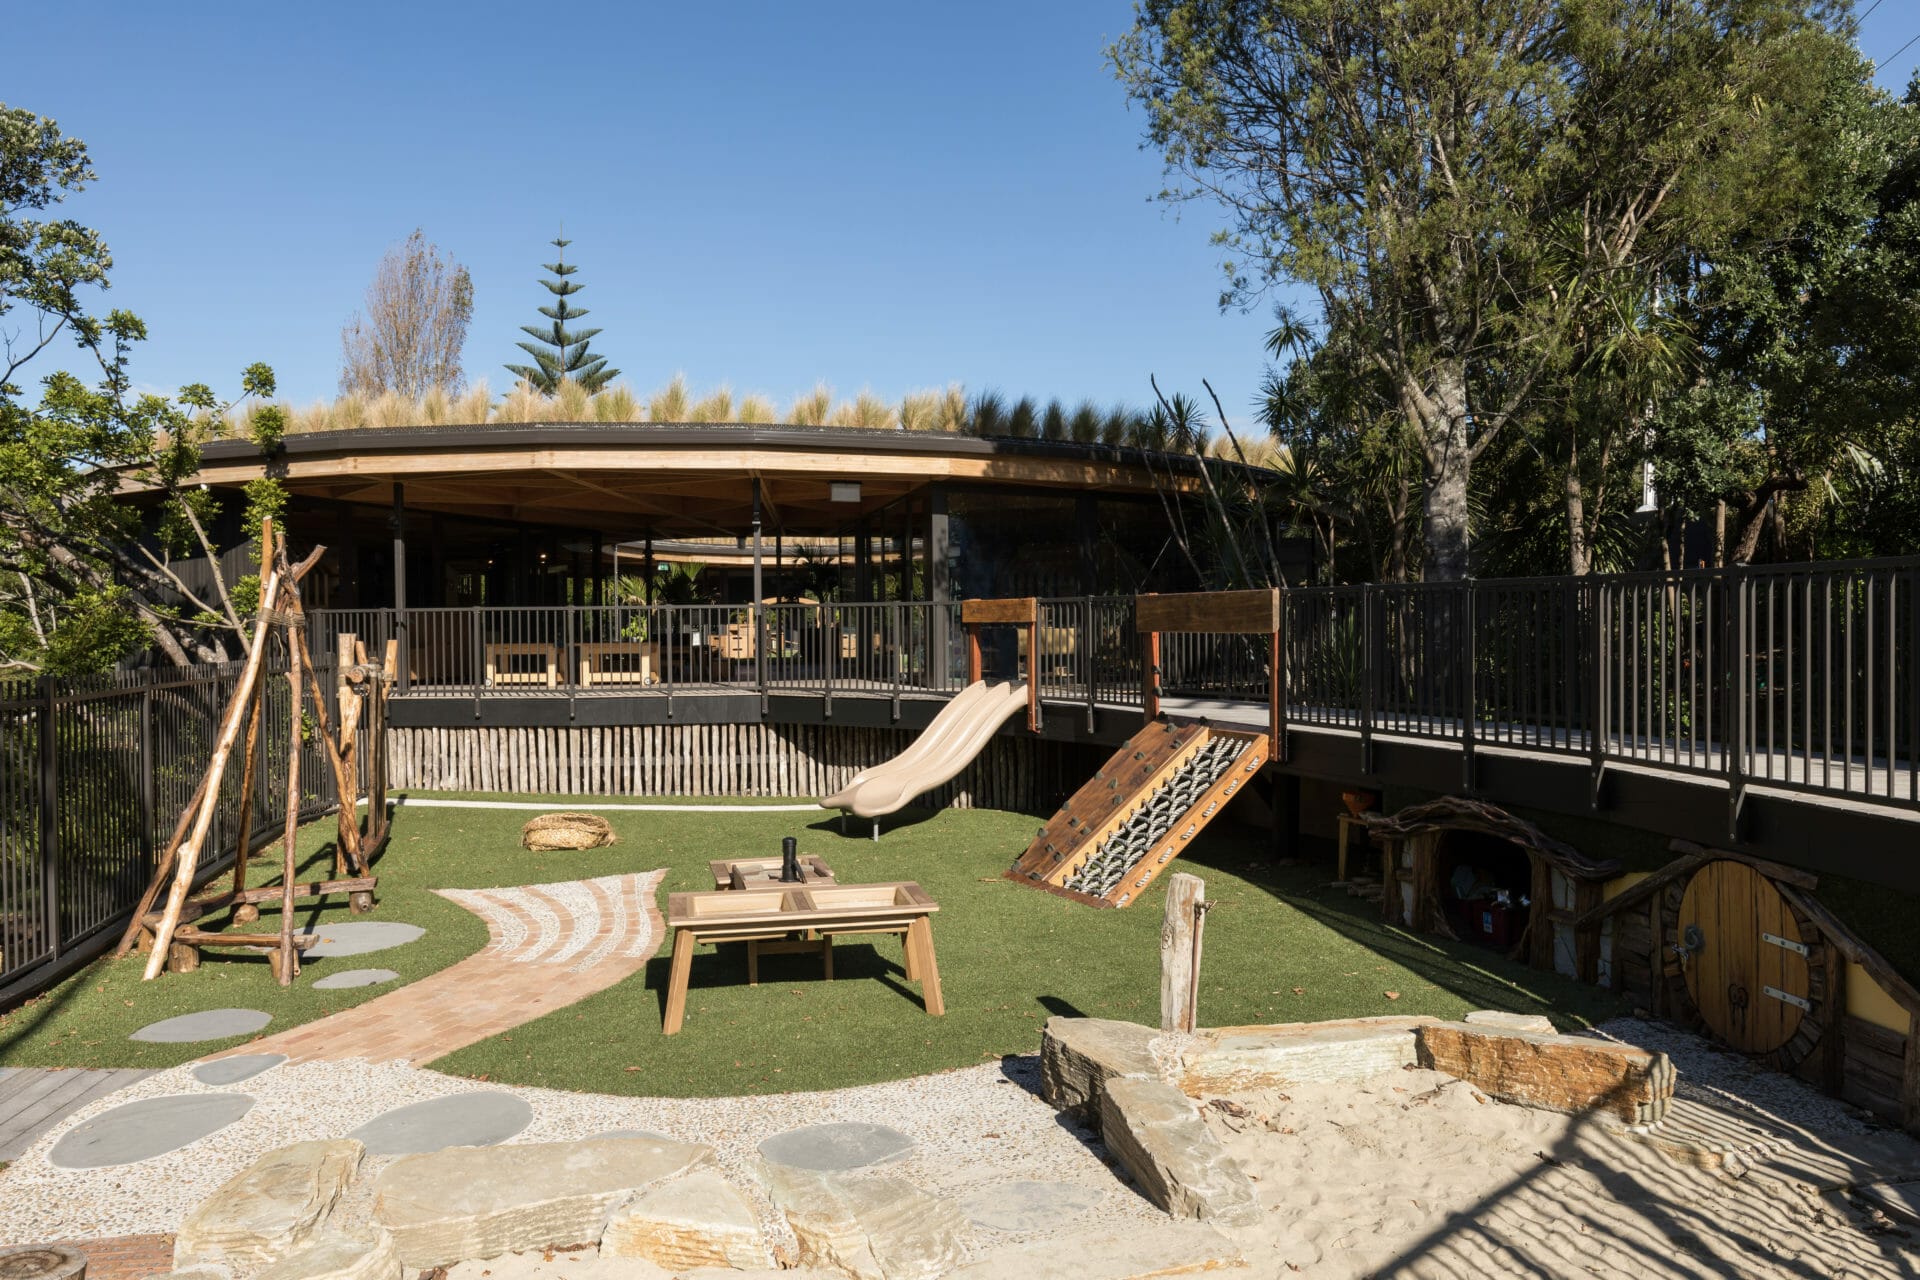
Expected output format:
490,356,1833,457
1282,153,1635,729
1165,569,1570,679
9,2,1920,425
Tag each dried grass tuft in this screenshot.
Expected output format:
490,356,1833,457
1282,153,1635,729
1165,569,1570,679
520,811,618,851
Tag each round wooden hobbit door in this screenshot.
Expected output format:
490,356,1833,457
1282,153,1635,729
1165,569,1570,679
1676,860,1811,1054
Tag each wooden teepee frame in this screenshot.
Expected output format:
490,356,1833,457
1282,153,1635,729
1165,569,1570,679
113,519,387,984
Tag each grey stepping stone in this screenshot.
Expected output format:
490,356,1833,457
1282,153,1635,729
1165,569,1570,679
192,1053,287,1086
959,1180,1105,1232
130,1007,272,1043
48,1093,254,1168
302,922,424,958
311,967,400,990
346,1091,532,1156
587,1128,675,1143
758,1121,915,1172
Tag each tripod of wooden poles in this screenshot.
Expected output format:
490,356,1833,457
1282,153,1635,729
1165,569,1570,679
113,518,391,984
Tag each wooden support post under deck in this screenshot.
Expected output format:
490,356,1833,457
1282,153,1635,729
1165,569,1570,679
966,626,982,685
1143,627,1162,721
1027,617,1040,732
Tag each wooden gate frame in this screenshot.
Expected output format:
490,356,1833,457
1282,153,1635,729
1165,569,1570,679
959,596,1040,732
1134,589,1283,750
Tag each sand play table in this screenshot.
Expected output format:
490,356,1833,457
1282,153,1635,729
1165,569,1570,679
707,854,836,891
662,882,943,1034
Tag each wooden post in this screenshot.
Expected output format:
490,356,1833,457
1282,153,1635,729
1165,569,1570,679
1648,895,1666,1017
335,631,361,877
142,564,284,980
1143,628,1162,722
966,625,982,685
1027,617,1040,732
229,690,265,924
1905,1010,1920,1136
1160,872,1207,1033
1821,944,1846,1096
278,594,305,986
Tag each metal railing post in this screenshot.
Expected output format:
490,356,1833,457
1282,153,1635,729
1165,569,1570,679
1359,587,1375,775
139,669,156,863
471,605,483,720
566,605,578,721
1462,580,1477,791
757,600,769,715
39,675,60,963
1084,597,1097,734
1729,568,1748,840
1588,579,1606,810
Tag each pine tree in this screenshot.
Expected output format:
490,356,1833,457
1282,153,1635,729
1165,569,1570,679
505,235,618,394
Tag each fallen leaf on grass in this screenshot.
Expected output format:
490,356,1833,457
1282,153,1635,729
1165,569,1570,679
1291,987,1306,995
1384,991,1401,1000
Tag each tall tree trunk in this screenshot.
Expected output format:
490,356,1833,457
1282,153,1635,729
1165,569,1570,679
1565,438,1591,576
1416,362,1474,582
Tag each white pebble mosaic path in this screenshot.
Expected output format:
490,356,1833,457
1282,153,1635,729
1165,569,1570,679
0,1055,1156,1251
436,874,656,972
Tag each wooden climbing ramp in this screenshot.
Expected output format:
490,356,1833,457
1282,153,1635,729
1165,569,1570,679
1006,720,1269,908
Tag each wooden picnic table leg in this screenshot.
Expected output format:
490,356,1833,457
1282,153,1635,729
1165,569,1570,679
907,916,944,1016
746,940,760,986
663,928,696,1035
901,927,921,982
821,936,833,980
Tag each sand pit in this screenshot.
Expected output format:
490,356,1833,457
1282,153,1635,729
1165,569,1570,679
1200,1067,1918,1278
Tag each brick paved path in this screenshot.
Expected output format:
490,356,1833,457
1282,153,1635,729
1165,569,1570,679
211,871,665,1065
44,1234,173,1279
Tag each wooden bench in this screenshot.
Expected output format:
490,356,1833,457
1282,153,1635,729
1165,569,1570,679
577,640,658,687
484,642,560,688
662,881,942,1034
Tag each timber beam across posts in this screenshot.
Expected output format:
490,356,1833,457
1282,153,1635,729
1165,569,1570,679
958,596,1041,732
1133,588,1285,745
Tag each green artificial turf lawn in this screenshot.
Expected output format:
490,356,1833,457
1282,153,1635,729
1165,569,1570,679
0,792,1630,1093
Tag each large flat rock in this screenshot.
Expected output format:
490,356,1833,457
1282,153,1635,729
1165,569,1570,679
1039,1016,1161,1127
762,1164,968,1280
175,1139,365,1271
372,1136,712,1268
1416,1022,1673,1125
1174,1016,1433,1096
253,1229,401,1280
1099,1076,1260,1228
49,1093,255,1169
945,1220,1245,1277
601,1169,771,1270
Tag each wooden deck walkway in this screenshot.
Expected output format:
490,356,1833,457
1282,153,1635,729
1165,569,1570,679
0,1067,154,1163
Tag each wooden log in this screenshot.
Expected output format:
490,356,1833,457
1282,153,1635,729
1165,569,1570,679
1566,852,1711,931
1822,943,1847,1096
1134,588,1280,635
1160,872,1206,1034
335,631,361,877
142,563,284,980
1667,839,1817,890
114,768,214,958
167,938,200,974
293,628,363,874
277,585,304,986
172,928,317,950
230,680,266,924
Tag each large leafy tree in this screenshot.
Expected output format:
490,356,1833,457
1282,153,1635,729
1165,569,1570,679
506,235,618,394
1654,58,1920,564
1113,0,1843,579
1,104,280,673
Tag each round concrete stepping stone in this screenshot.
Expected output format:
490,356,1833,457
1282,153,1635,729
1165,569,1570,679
758,1121,915,1172
587,1128,675,1143
302,922,424,958
48,1093,255,1169
346,1092,532,1156
191,1053,286,1086
959,1180,1105,1232
130,1007,272,1043
311,967,400,990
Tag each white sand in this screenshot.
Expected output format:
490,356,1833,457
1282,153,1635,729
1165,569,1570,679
1205,1067,1919,1278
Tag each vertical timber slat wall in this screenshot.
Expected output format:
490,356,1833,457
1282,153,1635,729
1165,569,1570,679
382,723,1061,810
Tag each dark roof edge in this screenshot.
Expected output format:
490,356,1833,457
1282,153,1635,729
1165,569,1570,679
193,420,1275,480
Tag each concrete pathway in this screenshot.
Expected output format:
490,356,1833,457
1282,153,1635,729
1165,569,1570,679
210,870,666,1066
0,1068,154,1163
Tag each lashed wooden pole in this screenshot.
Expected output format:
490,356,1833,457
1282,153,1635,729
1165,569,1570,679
141,567,282,980
114,768,215,958
277,617,304,985
229,688,266,924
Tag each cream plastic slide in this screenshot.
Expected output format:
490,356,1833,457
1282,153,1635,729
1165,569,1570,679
819,680,1030,820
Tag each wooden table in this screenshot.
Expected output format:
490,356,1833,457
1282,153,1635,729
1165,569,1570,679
708,854,836,891
484,642,559,688
1337,813,1379,881
662,881,943,1034
577,641,657,687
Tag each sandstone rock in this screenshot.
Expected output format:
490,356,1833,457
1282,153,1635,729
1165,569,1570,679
1416,1022,1673,1125
1464,1010,1556,1035
945,1220,1245,1277
372,1136,712,1268
601,1169,771,1270
254,1229,401,1280
762,1164,967,1280
1099,1076,1260,1228
1174,1017,1433,1095
174,1139,365,1270
150,1268,233,1280
1040,1016,1161,1126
